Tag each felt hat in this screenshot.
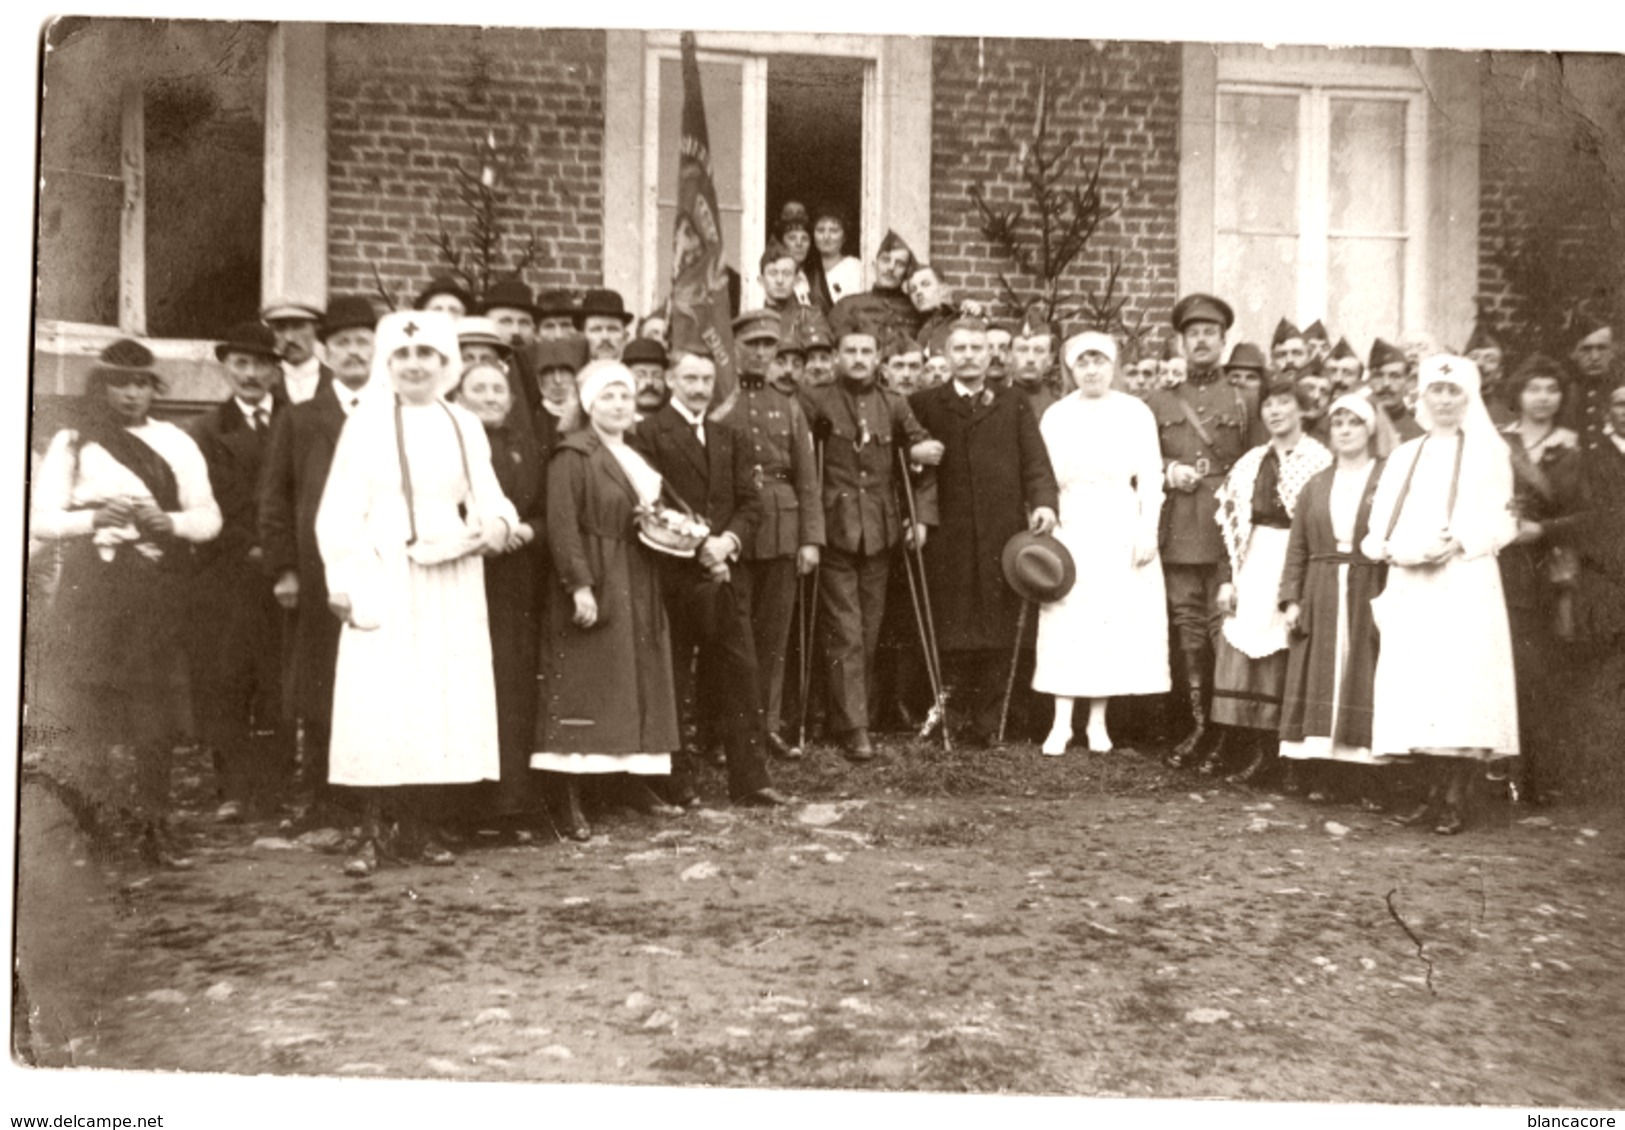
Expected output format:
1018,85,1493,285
319,294,379,341
575,288,635,327
621,337,669,367
478,278,538,318
535,289,577,322
527,333,589,374
1001,530,1076,604
732,309,782,344
1171,293,1234,332
214,321,281,362
1225,341,1267,372
414,276,473,312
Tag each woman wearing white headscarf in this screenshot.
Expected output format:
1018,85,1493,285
316,311,518,872
1032,331,1169,755
1362,355,1519,834
533,361,680,841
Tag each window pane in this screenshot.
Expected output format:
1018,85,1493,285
37,20,124,325
656,55,744,307
1328,98,1405,234
1216,233,1299,352
1328,236,1404,353
1217,92,1299,234
144,22,266,338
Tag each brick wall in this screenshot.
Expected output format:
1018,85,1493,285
928,37,1183,346
1476,52,1625,358
326,25,606,309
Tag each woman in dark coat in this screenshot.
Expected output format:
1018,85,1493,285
1277,393,1387,804
454,361,548,826
1498,355,1587,804
532,361,680,840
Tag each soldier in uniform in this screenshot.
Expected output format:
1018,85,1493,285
1324,337,1364,396
1563,301,1617,453
1271,318,1310,378
800,321,838,391
1303,319,1331,373
1010,316,1060,420
1145,294,1265,765
1369,337,1423,441
726,311,825,758
803,324,941,760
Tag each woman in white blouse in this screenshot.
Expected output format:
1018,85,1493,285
1032,331,1170,755
316,311,518,873
30,339,222,867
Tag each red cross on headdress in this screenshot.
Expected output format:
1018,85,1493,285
403,321,419,337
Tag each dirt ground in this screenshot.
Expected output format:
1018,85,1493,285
11,732,1625,1111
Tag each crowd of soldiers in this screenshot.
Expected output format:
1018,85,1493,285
26,200,1625,869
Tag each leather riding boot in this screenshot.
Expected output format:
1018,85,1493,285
1227,732,1275,785
1195,726,1231,776
1166,684,1209,767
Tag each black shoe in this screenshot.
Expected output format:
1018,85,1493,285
1165,685,1209,767
1226,743,1273,785
1389,796,1439,828
734,787,794,808
766,732,803,761
557,780,592,842
841,729,875,762
620,779,683,817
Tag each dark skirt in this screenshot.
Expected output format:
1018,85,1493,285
1211,635,1287,731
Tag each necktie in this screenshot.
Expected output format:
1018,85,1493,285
693,421,706,448
254,408,269,431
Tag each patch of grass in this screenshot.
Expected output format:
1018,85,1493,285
1110,977,1184,1027
906,1031,1059,1094
907,815,993,847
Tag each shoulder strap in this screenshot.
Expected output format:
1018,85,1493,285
394,397,418,546
1174,393,1217,451
1383,432,1466,543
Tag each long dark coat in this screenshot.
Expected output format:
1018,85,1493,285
537,430,679,756
909,381,1059,652
483,417,547,798
1500,428,1586,613
258,376,348,724
1276,461,1386,748
1577,436,1625,643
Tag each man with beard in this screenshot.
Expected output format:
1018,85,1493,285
624,337,670,419
830,230,923,343
1295,369,1333,442
1146,294,1265,766
804,324,940,760
1271,317,1310,377
259,295,377,828
630,350,789,808
727,310,825,759
1010,317,1060,420
1368,337,1422,441
576,288,634,362
190,322,291,822
908,317,1059,747
1563,302,1617,452
1323,338,1364,396
261,298,330,406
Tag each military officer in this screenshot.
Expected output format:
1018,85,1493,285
726,310,826,758
1145,294,1265,765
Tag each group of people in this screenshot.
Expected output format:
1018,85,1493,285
26,202,1625,870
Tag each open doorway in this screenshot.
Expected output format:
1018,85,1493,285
766,54,864,250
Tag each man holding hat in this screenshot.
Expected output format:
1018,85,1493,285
261,298,330,406
909,315,1059,747
190,322,292,822
1146,293,1264,765
728,309,825,758
803,324,940,760
479,278,541,350
258,294,378,828
576,288,635,362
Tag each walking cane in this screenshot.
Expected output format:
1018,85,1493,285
895,445,951,752
996,597,1032,745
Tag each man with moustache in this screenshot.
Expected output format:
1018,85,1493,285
803,323,940,760
576,288,635,362
1010,316,1060,420
985,319,1018,390
830,230,923,343
624,337,671,419
189,322,291,822
1323,338,1364,396
261,298,331,406
259,295,377,828
630,351,789,808
1302,319,1331,372
908,317,1059,747
1271,317,1310,377
725,311,823,758
1367,337,1422,441
1146,294,1265,766
479,278,541,351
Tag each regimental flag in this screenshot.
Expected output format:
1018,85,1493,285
670,31,739,412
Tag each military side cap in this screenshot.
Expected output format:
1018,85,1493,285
1463,320,1502,354
1369,338,1406,370
803,320,834,352
576,288,634,327
621,337,669,367
320,295,378,341
527,333,589,373
215,321,281,362
1272,317,1303,347
479,278,538,318
1001,530,1076,605
1303,319,1330,344
1329,336,1358,362
733,309,782,343
1171,293,1234,332
415,275,473,312
261,297,323,323
1225,342,1266,371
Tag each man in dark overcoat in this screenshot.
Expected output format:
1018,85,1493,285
723,310,825,759
909,316,1059,747
804,324,941,760
189,322,290,821
631,351,789,808
1145,294,1265,765
259,295,376,826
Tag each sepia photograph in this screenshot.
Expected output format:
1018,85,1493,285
9,2,1625,1125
